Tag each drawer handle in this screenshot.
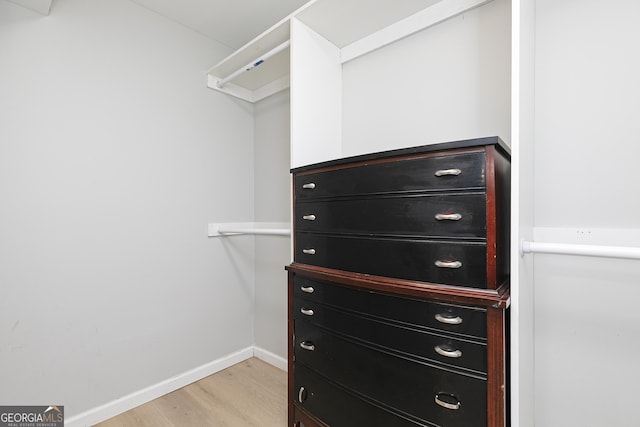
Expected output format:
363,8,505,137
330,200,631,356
300,308,314,316
434,260,462,269
435,393,461,410
302,214,316,221
434,168,462,177
435,213,462,221
302,183,316,189
298,386,307,403
434,345,463,358
301,286,314,294
302,248,316,255
300,341,315,351
435,313,463,325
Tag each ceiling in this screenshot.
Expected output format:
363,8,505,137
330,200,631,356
128,0,311,50
9,0,444,52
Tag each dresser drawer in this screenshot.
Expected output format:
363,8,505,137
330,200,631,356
295,313,487,374
295,151,486,200
293,276,487,339
296,193,487,238
295,330,487,427
294,364,425,427
296,234,487,288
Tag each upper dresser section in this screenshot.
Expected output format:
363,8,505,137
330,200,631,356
291,136,511,292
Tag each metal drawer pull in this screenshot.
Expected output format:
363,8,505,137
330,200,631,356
302,214,316,221
301,286,314,294
434,345,463,358
435,313,463,325
300,308,314,316
302,183,316,189
435,393,461,410
298,387,307,403
435,213,462,221
434,168,462,177
300,341,315,351
302,248,316,255
434,260,462,269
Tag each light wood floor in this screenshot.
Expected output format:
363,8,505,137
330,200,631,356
95,358,287,427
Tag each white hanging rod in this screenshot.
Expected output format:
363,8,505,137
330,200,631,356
521,240,640,260
208,222,290,237
218,227,290,236
215,40,290,88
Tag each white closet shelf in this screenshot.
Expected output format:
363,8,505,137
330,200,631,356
207,20,292,103
206,0,493,103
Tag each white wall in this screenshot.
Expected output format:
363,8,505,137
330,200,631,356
253,89,291,365
535,0,640,229
0,0,257,421
533,0,640,425
342,0,511,155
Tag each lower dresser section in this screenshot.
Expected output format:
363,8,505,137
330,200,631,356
288,268,509,427
294,332,487,427
295,363,479,427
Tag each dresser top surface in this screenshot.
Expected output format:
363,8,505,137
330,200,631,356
290,136,510,173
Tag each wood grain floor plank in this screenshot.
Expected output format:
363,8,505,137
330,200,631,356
95,358,286,427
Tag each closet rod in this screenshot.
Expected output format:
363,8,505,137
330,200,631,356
521,240,640,260
215,40,290,88
217,227,291,236
208,222,291,237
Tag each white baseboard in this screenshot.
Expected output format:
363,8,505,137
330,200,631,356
253,346,288,372
64,347,254,427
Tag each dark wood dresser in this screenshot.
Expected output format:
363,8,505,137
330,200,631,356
286,136,511,427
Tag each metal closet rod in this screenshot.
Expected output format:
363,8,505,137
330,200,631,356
215,40,291,88
521,240,640,260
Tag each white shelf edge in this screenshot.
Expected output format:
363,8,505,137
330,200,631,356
214,40,290,89
340,0,495,63
207,22,288,76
